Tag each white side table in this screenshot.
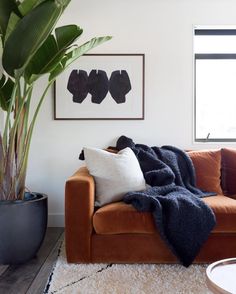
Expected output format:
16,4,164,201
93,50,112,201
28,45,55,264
206,258,236,294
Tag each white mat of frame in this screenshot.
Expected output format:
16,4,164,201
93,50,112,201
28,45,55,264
45,242,210,294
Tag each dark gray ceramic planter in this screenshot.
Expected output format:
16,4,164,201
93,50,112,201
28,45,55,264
0,193,48,265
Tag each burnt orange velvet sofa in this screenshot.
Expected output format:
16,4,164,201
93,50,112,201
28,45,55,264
65,148,236,264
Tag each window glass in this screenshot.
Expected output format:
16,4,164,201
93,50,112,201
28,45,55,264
195,35,236,54
194,28,236,141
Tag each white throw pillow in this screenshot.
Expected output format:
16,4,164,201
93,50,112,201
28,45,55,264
83,147,146,206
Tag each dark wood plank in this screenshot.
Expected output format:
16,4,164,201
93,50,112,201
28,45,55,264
26,233,64,294
0,227,64,294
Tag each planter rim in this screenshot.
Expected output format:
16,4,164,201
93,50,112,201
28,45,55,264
0,193,47,205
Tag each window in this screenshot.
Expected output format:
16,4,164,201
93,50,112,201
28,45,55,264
194,27,236,142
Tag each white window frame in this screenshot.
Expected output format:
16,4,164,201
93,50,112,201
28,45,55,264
194,27,236,142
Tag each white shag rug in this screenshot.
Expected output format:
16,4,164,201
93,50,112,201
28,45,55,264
45,242,211,294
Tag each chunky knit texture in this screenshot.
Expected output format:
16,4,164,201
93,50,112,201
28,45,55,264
116,136,216,267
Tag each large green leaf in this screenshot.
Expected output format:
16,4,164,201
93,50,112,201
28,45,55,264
25,25,83,83
2,0,69,77
4,12,21,43
56,0,71,7
18,0,71,16
18,0,46,16
0,0,19,41
49,36,112,81
55,25,83,49
24,34,61,83
0,75,14,111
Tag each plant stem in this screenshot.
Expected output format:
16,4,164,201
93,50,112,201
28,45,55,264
17,80,54,199
2,81,18,152
3,82,32,200
16,83,33,154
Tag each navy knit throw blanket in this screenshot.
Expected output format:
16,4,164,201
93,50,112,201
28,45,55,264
116,136,216,267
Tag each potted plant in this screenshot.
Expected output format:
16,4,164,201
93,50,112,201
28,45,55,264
0,0,111,264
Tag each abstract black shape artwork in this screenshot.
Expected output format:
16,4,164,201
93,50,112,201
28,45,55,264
67,70,88,103
88,70,109,104
67,69,132,104
109,70,131,104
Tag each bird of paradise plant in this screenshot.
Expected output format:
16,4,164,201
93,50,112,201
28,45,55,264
0,0,111,201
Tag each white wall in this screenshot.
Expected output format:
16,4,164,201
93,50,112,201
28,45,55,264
27,0,236,226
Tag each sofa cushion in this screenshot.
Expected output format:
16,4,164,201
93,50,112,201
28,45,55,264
84,147,146,206
188,150,223,195
203,195,236,232
221,148,236,195
93,202,156,234
93,195,236,234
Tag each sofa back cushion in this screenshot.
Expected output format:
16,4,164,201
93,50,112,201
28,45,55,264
188,150,223,195
221,148,236,195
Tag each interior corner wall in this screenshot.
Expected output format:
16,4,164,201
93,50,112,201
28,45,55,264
26,0,236,226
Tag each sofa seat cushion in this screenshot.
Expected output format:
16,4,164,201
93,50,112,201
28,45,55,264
202,195,236,232
93,202,156,234
93,196,236,234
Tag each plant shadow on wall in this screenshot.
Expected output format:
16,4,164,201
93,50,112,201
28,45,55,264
0,0,111,264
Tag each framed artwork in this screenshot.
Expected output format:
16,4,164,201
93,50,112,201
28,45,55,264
54,54,145,120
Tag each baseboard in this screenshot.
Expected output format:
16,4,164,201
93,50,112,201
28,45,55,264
48,213,64,227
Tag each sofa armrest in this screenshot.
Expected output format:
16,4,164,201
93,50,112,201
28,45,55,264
65,167,95,262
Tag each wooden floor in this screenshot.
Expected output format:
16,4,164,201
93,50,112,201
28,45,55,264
0,227,64,294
